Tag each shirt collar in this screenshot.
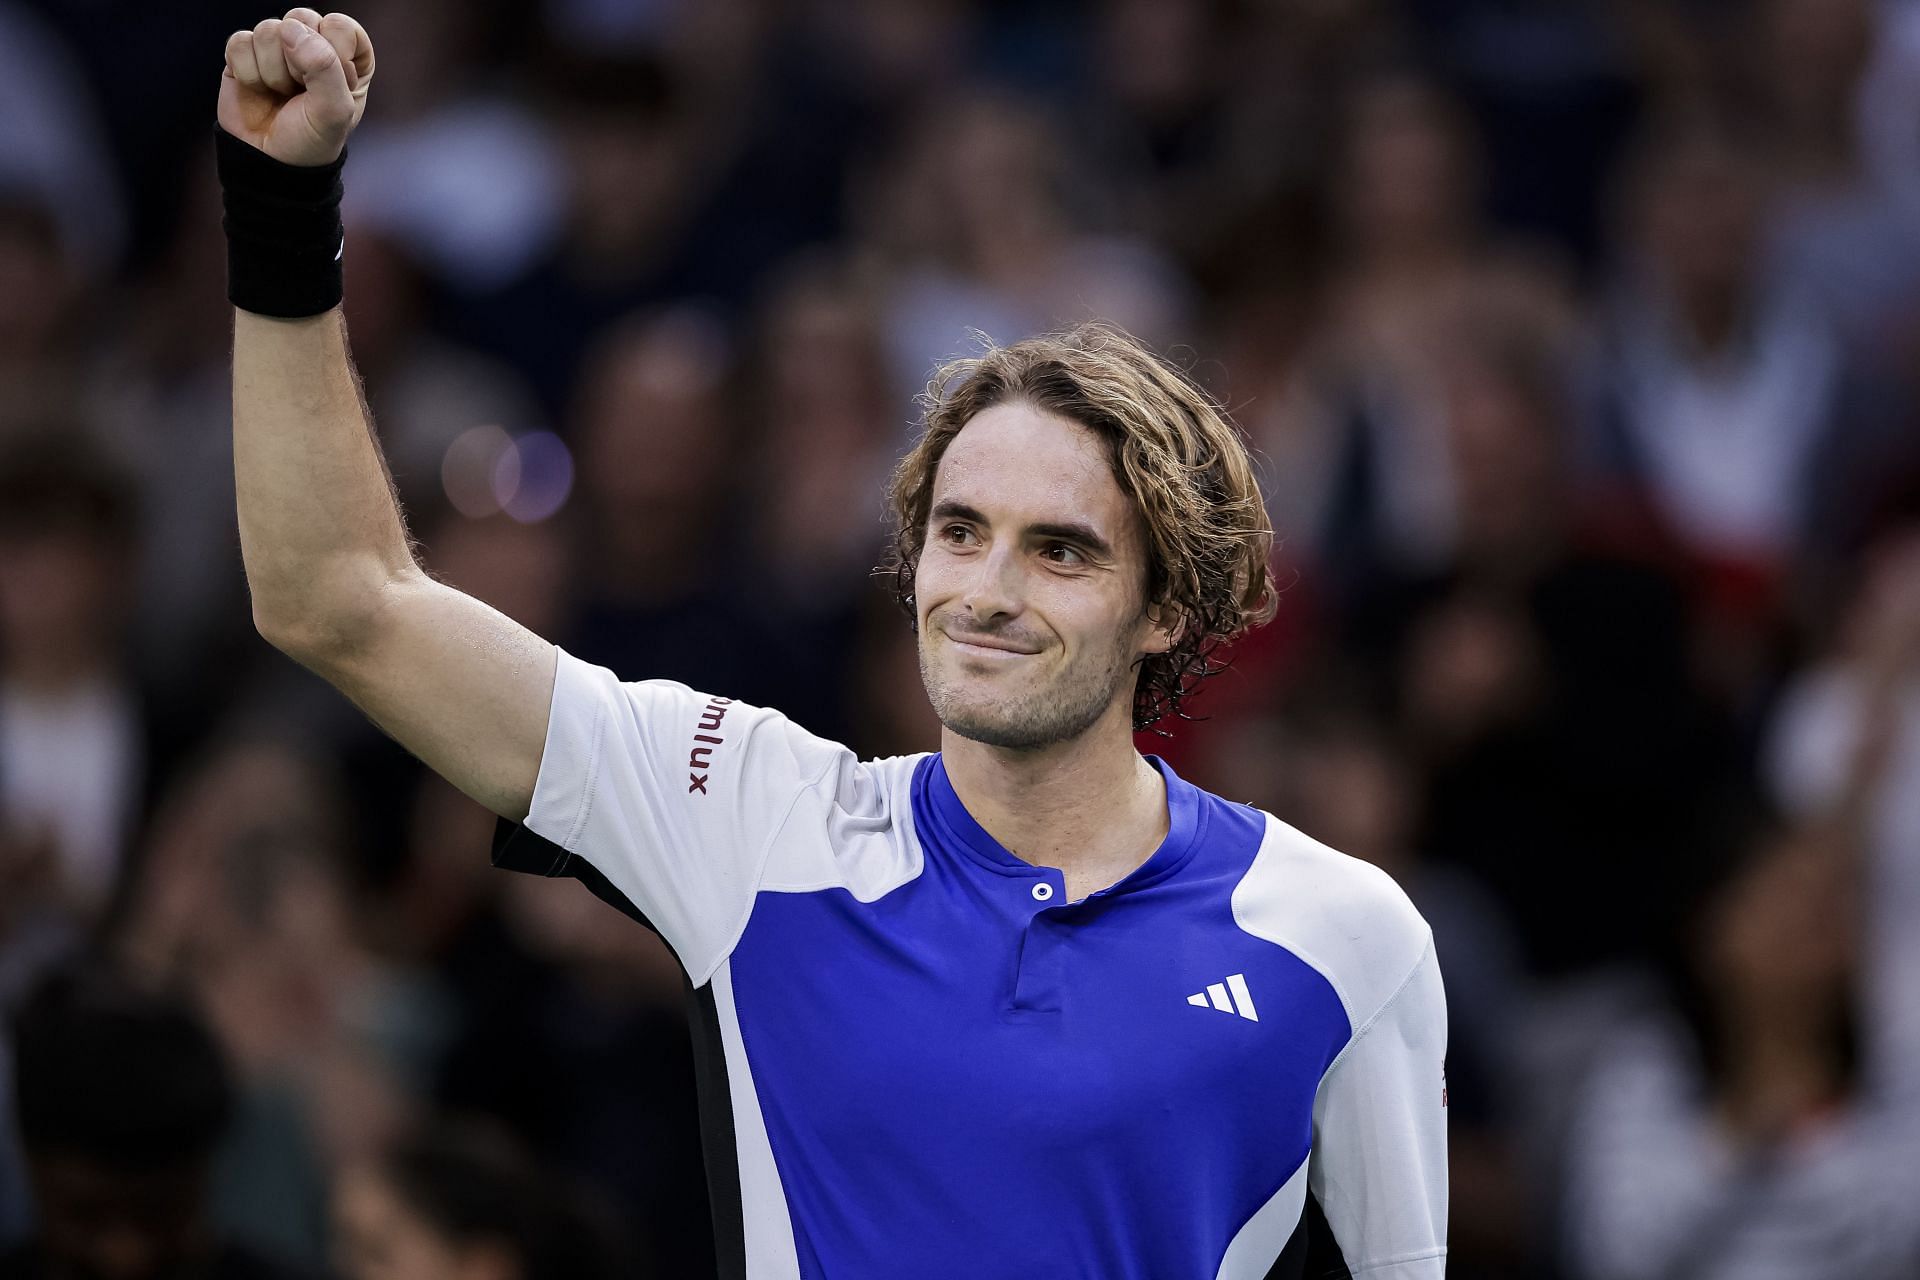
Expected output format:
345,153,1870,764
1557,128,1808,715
915,752,1207,896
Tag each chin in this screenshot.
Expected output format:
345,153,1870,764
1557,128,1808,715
919,642,1120,750
936,705,1058,751
928,681,1115,752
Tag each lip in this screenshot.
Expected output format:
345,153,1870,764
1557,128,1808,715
945,633,1041,657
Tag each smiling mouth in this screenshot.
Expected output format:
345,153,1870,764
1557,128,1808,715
946,634,1040,657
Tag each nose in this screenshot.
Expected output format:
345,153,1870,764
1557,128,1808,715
959,538,1025,625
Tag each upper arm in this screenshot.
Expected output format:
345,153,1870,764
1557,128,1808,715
1308,938,1449,1277
277,569,556,821
1230,821,1450,1274
502,650,863,980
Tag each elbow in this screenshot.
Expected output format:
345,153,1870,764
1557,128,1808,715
253,599,362,663
252,569,411,662
252,603,314,656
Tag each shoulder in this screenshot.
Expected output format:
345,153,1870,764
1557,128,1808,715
556,648,852,785
754,747,933,901
1229,812,1434,1031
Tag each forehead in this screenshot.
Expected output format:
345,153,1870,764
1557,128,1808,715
932,401,1135,534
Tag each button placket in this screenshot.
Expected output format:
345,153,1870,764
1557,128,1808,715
1008,872,1067,1012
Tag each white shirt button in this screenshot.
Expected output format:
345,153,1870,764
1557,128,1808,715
1031,882,1054,901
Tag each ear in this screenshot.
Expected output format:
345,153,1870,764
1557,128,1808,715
1141,601,1182,657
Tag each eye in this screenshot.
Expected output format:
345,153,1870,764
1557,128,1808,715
941,523,979,546
1042,542,1085,565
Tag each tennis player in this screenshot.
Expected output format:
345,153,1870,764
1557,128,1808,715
218,11,1447,1277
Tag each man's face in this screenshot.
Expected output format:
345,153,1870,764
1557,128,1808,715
914,402,1170,750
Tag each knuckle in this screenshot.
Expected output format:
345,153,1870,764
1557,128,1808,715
253,17,278,36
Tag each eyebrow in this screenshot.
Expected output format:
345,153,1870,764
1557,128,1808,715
930,500,1115,560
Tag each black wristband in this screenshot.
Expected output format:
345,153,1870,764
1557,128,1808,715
215,124,347,318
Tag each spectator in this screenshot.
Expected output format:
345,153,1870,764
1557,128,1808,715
743,255,898,604
1582,116,1894,649
1747,0,1920,346
860,89,1194,402
1562,809,1920,1280
0,4,124,279
0,965,316,1279
336,0,565,291
1346,318,1726,978
0,431,149,989
444,49,698,412
0,196,95,426
556,307,803,722
339,229,548,512
1279,72,1577,597
1395,0,1640,263
1766,525,1920,1099
116,737,423,1269
736,257,900,737
434,857,708,1277
332,1124,632,1280
88,177,254,732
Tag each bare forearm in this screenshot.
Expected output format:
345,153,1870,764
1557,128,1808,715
215,15,552,818
233,305,417,647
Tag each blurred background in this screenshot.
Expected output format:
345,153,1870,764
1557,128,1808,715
4,0,1920,1276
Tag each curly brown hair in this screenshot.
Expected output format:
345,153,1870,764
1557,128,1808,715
885,323,1277,730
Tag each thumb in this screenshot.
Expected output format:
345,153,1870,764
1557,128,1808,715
280,18,353,140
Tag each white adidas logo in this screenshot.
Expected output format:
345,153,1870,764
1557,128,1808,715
1187,973,1258,1022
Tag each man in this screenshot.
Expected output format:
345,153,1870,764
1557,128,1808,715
1,967,316,1280
331,1125,632,1280
216,11,1447,1276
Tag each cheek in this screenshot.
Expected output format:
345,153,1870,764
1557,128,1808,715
1032,590,1123,659
913,549,962,617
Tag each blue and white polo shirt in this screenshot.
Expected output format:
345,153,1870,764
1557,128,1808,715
494,647,1449,1278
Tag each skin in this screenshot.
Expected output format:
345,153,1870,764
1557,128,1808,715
915,402,1176,900
223,11,556,824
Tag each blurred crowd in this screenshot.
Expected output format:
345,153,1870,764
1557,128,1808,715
4,0,1920,1276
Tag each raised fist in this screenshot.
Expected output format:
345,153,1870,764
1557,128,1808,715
218,9,374,167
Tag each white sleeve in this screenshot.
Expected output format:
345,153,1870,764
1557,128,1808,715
493,645,852,981
1308,937,1449,1277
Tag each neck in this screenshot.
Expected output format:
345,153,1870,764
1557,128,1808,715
939,702,1169,898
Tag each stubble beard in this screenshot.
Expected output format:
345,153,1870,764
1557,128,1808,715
919,626,1140,751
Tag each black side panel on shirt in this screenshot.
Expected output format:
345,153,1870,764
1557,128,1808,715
491,816,578,879
687,981,748,1280
490,818,747,1279
492,817,661,935
1265,1190,1354,1280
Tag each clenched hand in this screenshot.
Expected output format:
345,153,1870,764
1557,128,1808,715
218,8,374,166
